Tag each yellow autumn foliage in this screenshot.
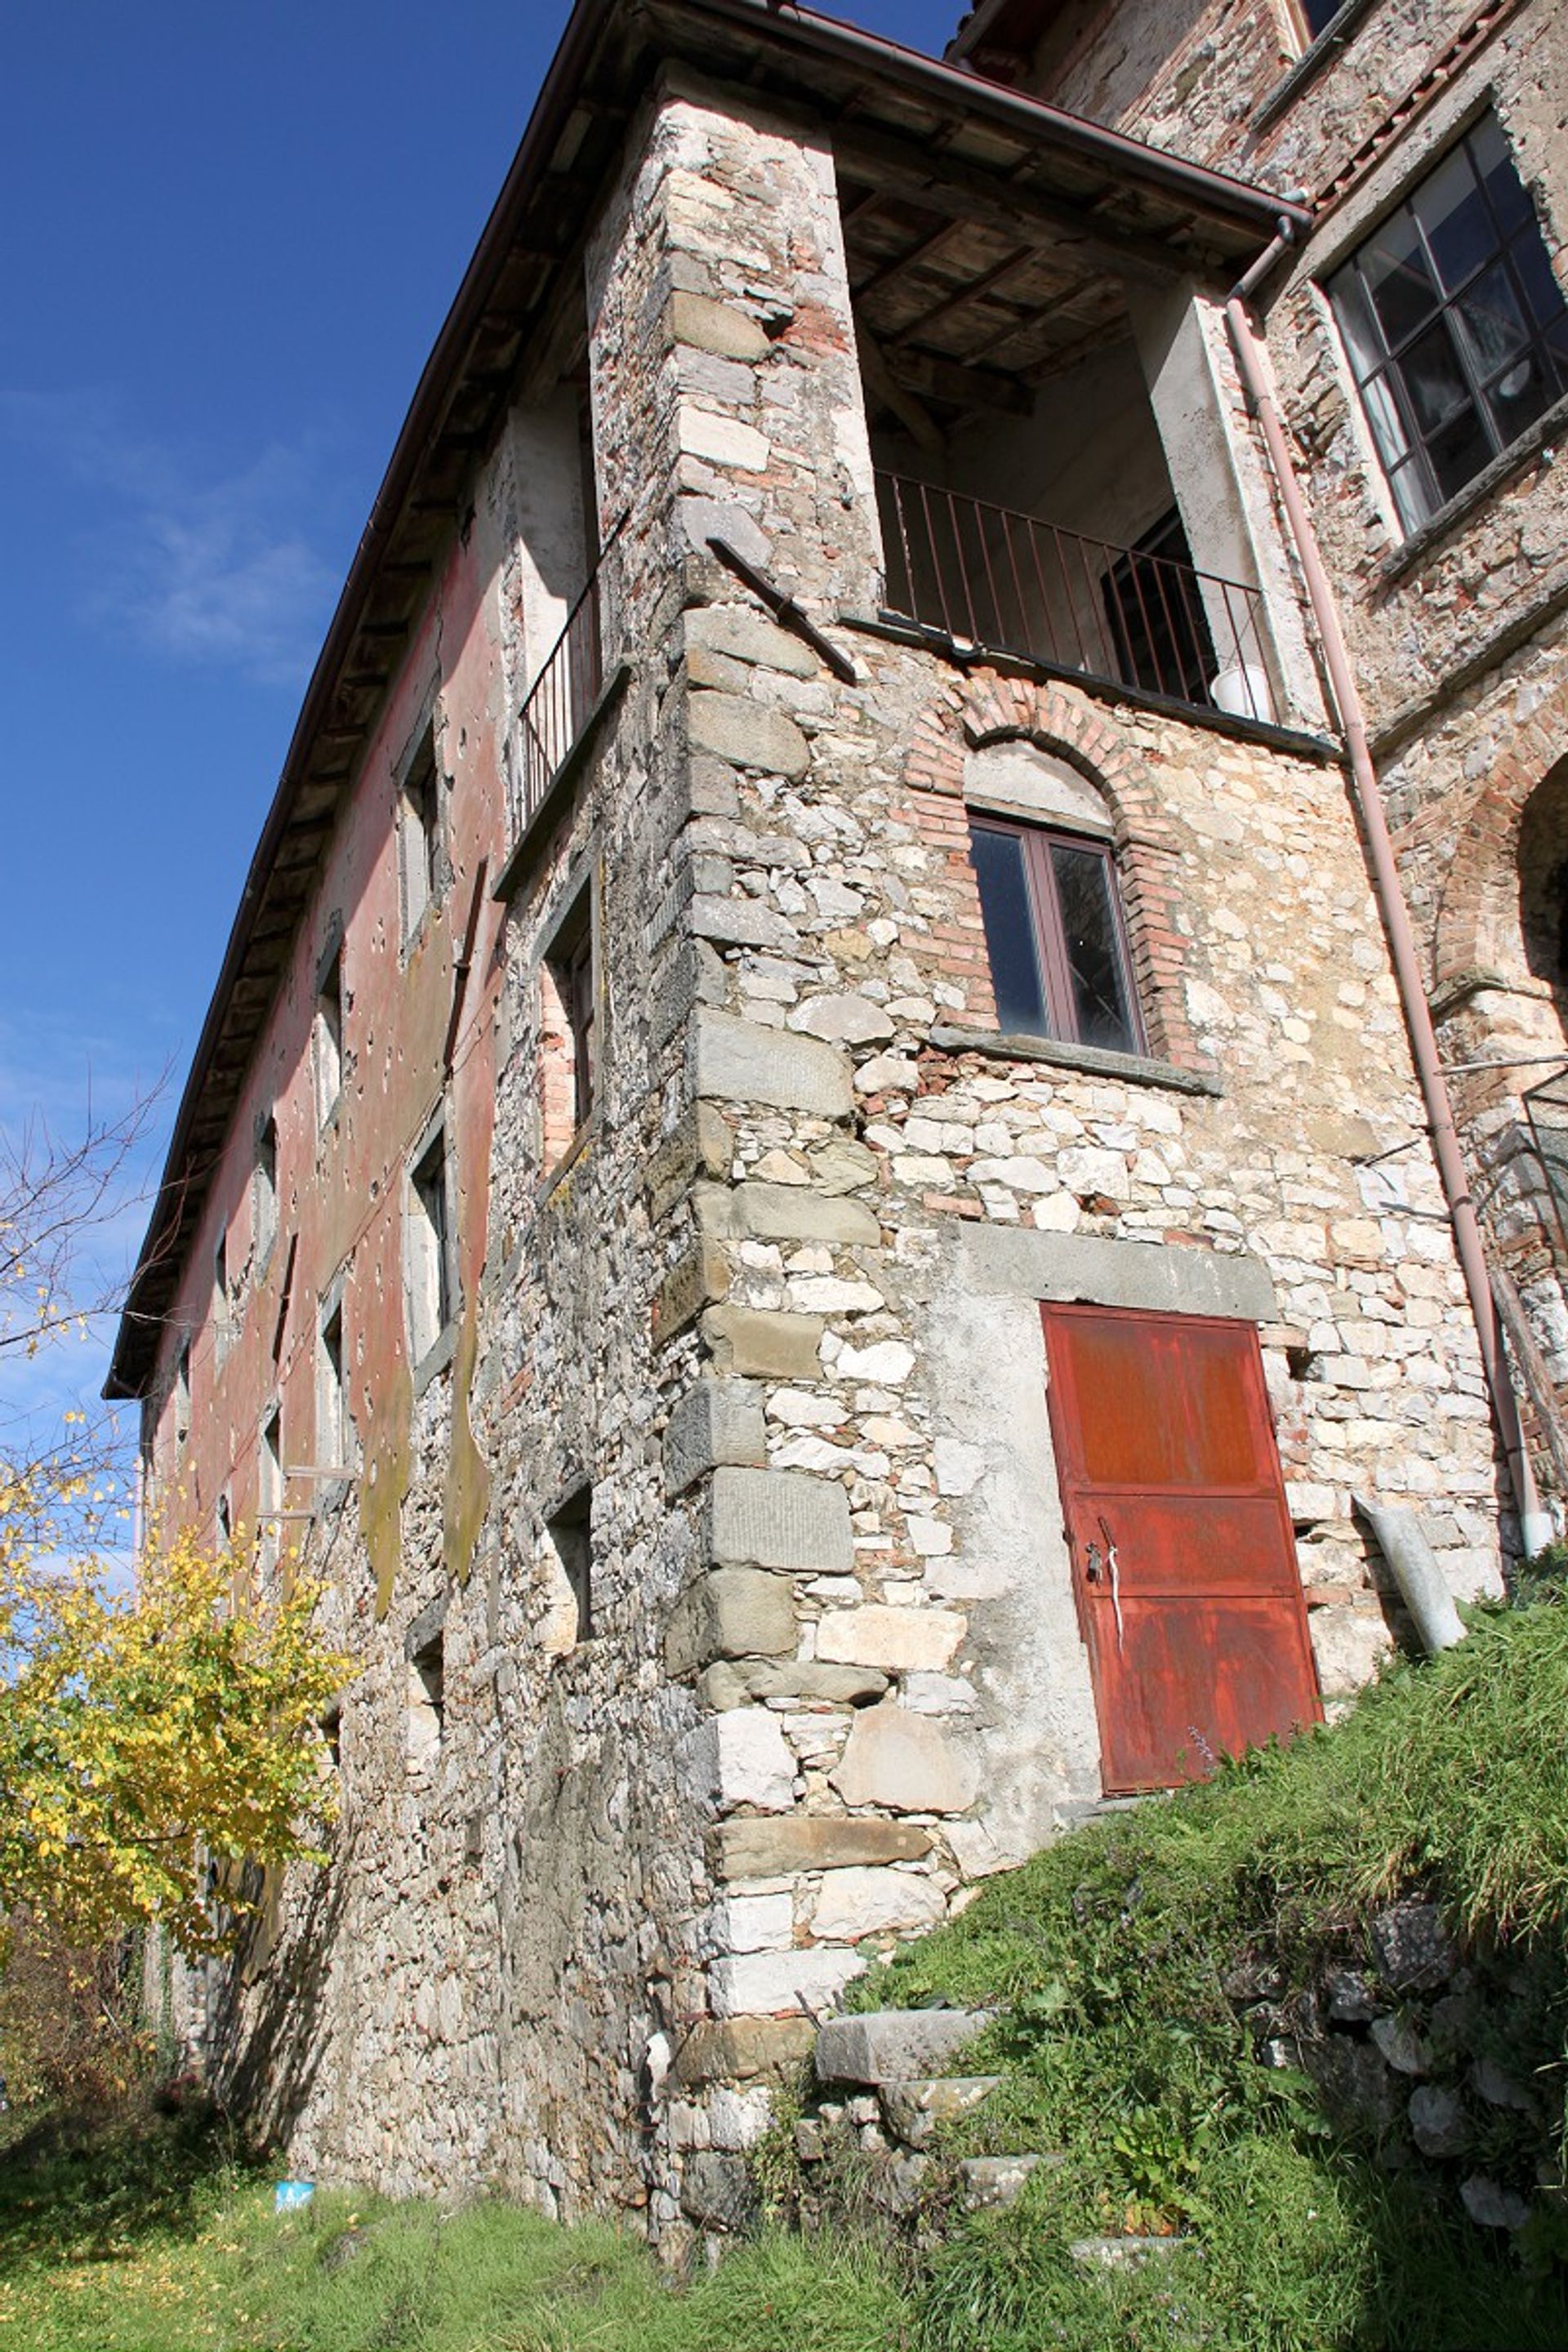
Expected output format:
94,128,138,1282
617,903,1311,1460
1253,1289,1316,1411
0,1498,350,1957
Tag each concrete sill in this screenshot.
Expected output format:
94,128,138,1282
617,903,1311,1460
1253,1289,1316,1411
1376,394,1568,587
492,663,630,905
841,612,1339,764
928,1023,1223,1098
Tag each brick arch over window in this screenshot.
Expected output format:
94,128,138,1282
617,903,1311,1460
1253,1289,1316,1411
902,675,1200,1067
1431,675,1568,1004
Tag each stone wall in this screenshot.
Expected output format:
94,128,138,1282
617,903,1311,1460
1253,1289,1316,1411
142,54,1514,2242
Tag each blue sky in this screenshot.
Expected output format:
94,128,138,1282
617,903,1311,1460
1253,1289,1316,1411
0,0,962,1448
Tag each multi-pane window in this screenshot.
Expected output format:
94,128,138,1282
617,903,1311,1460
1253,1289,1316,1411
254,1114,278,1267
400,728,442,941
969,815,1143,1057
314,948,343,1128
1330,115,1568,534
408,1127,454,1364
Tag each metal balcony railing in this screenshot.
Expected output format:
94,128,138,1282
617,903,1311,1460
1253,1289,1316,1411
875,470,1274,726
507,519,624,851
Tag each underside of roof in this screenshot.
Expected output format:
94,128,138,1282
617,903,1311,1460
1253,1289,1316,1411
107,0,1307,1402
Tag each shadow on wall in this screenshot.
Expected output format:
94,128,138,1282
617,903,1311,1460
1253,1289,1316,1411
212,1832,355,2155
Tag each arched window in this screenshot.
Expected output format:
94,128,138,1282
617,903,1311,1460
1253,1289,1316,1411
964,741,1144,1057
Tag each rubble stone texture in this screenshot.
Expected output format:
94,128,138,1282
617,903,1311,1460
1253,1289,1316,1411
126,12,1535,2239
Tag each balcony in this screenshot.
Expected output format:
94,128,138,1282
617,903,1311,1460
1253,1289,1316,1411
875,470,1273,727
495,519,627,900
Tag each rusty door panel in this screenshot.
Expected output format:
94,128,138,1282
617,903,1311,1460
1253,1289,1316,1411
1040,1301,1321,1794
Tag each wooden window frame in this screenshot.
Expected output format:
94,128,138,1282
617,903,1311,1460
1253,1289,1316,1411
970,813,1145,1056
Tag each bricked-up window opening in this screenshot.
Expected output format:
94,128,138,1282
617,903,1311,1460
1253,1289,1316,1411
318,1297,347,1470
407,1126,454,1365
314,948,343,1128
254,1115,278,1267
400,728,441,941
408,1632,444,1766
1102,510,1217,710
969,815,1143,1055
548,1485,593,1643
259,1408,282,1575
1330,115,1568,537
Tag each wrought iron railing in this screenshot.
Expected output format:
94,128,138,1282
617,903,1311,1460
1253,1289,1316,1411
507,519,624,848
875,470,1274,725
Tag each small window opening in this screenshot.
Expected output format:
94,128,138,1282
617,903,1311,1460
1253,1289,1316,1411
318,1298,347,1469
314,949,344,1128
408,1631,445,1765
259,1408,282,1574
400,729,442,940
212,1227,231,1364
970,814,1143,1056
216,1490,233,1552
255,1115,278,1267
319,1700,342,1771
408,1127,454,1364
174,1342,192,1448
543,888,596,1161
548,1484,594,1644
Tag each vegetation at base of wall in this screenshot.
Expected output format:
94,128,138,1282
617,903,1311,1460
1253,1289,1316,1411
828,1588,1568,2349
6,1594,1568,2350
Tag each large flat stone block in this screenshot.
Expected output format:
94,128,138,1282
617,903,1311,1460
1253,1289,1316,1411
701,1304,826,1379
665,1568,796,1678
709,1465,853,1575
816,1605,966,1673
674,2016,817,2085
710,1947,863,2019
959,1225,1277,1322
815,2008,987,2087
664,1379,768,1495
688,690,809,778
712,1815,932,1880
830,1702,978,1814
695,1179,880,1246
690,1009,853,1116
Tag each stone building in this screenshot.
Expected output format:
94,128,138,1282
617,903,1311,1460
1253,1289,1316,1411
950,0,1568,1503
107,0,1550,2235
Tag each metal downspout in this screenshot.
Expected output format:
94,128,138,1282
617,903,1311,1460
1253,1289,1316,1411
1226,231,1551,1556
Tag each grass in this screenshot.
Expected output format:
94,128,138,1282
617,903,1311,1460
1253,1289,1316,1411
5,1598,1568,2350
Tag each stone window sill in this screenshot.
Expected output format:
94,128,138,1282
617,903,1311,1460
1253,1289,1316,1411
1376,394,1568,587
928,1023,1222,1098
538,1112,600,1205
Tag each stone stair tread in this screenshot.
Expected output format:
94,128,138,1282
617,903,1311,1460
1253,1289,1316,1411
815,2007,987,2087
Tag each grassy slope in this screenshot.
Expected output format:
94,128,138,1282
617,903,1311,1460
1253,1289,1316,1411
4,1601,1568,2350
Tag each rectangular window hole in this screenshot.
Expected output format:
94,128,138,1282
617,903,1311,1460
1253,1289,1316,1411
549,1485,593,1643
408,1631,445,1764
315,949,344,1127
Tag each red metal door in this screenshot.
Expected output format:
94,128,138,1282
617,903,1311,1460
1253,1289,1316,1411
1040,1302,1321,1793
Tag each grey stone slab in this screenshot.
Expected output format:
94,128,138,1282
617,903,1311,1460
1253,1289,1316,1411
664,1379,768,1495
690,1009,853,1116
690,893,800,952
712,1815,931,1879
959,1225,1277,1323
688,690,809,778
709,1465,853,1575
664,1568,796,1678
694,1179,879,1245
701,1304,825,1379
815,2009,987,2088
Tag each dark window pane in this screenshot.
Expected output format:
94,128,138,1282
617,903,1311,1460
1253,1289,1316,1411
1484,347,1555,447
1049,842,1137,1055
1299,0,1343,31
1428,403,1494,504
1471,114,1535,234
1331,268,1387,379
971,826,1050,1036
1413,147,1494,291
1454,261,1529,376
1509,234,1568,333
1363,218,1440,347
1400,320,1471,432
1387,452,1437,537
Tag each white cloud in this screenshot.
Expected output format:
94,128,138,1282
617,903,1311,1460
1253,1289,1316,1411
0,387,341,686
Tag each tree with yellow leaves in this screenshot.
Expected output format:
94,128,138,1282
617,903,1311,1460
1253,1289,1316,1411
1,1105,349,1962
